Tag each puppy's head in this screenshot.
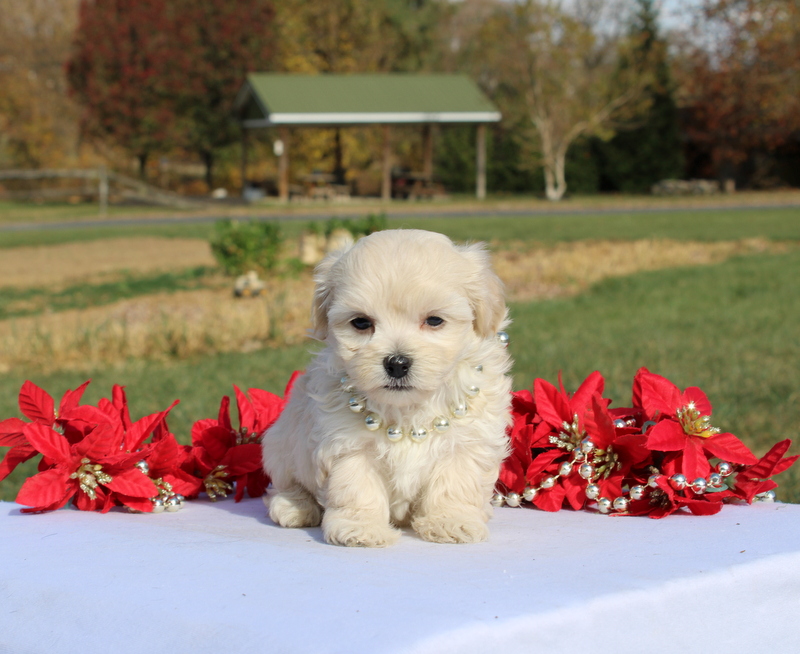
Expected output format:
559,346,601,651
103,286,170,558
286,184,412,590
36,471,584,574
311,229,506,406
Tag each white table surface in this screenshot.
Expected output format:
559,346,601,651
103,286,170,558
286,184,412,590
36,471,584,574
2,498,799,654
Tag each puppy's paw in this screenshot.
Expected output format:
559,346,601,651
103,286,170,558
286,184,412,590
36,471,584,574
268,489,323,528
323,511,400,548
412,514,489,544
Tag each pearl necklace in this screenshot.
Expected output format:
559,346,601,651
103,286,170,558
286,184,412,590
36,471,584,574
340,331,509,444
340,366,482,444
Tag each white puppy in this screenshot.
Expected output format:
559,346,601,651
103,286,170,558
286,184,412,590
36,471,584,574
262,229,512,547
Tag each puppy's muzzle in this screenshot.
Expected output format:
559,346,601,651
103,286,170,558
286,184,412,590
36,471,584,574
384,354,412,379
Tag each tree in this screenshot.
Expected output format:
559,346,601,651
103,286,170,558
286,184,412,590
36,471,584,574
0,0,82,168
164,0,276,188
675,0,800,181
67,0,276,186
451,0,650,200
67,0,176,177
594,0,683,192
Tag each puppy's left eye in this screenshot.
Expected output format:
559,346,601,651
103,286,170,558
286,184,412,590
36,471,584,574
424,316,444,328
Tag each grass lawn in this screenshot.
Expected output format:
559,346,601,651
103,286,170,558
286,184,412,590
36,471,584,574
1,202,799,503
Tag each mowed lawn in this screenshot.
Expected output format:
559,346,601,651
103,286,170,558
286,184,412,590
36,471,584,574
1,204,799,502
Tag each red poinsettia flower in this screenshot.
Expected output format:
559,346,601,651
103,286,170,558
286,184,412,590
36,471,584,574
627,473,727,519
635,368,758,481
731,439,799,503
0,380,106,482
15,422,159,513
499,390,538,495
141,423,203,499
191,373,299,502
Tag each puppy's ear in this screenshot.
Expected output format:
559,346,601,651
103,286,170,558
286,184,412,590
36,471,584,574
310,251,339,340
458,243,508,339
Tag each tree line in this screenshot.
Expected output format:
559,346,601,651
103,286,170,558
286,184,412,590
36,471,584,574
1,0,798,199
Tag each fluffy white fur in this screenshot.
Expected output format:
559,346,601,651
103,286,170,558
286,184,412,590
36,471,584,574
262,229,512,547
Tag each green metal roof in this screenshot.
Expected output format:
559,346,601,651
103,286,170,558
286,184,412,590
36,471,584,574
236,73,501,127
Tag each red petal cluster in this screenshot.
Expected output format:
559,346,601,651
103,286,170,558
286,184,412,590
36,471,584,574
1,373,301,513
500,368,797,518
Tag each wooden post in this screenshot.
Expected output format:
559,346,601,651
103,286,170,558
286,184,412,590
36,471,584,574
98,166,108,216
476,123,486,200
240,127,248,197
278,127,290,203
382,125,392,202
422,124,433,180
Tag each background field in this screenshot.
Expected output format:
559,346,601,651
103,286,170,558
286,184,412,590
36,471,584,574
1,201,798,502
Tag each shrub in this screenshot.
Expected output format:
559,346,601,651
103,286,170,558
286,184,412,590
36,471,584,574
323,213,387,239
210,219,283,276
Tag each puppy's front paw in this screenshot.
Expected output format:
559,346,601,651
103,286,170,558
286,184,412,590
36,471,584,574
323,510,400,548
268,488,323,528
412,514,489,544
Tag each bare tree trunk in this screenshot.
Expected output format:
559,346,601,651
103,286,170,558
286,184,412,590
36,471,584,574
202,151,214,191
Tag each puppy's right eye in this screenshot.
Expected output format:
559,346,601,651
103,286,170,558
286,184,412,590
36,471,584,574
350,317,373,331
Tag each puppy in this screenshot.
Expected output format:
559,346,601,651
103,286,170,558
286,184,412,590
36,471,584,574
262,229,512,547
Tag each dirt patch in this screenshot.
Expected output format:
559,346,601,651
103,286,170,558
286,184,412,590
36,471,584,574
0,237,217,289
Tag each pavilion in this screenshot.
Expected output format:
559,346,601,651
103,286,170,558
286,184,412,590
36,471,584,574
234,73,501,201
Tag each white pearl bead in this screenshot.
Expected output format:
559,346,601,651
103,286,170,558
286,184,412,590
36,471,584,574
612,497,629,512
490,492,506,507
708,473,723,488
151,498,166,514
540,476,556,489
669,474,687,490
691,477,707,494
348,396,366,413
135,460,150,475
386,425,403,442
364,413,382,431
597,497,612,514
433,416,450,432
497,331,510,347
647,474,661,488
466,385,480,397
578,463,595,479
410,427,428,442
522,487,537,501
585,483,600,500
717,461,733,477
558,461,573,476
629,485,645,500
452,402,468,418
505,492,521,507
580,438,594,454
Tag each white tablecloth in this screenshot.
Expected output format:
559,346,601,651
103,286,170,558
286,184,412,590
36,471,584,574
2,498,799,654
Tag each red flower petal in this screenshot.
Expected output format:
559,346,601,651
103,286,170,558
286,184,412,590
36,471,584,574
637,372,681,419
681,387,712,416
23,423,71,462
0,417,27,445
19,381,55,424
58,381,91,416
499,455,527,494
222,443,263,475
645,420,687,451
701,432,759,466
125,400,179,452
16,467,73,509
0,444,38,481
105,468,158,499
681,437,711,481
571,371,605,415
534,378,572,429
234,385,256,432
533,485,566,512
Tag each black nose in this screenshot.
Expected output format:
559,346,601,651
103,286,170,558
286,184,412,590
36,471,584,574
384,354,412,379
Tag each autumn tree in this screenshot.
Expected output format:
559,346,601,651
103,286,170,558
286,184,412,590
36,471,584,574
675,0,800,183
67,0,275,186
164,0,276,188
451,0,650,200
0,0,82,168
67,0,176,177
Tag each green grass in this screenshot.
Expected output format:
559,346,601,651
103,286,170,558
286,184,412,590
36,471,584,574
0,266,218,320
2,206,799,250
0,200,181,225
2,248,798,502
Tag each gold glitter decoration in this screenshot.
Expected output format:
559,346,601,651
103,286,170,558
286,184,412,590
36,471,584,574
549,414,585,451
69,458,112,500
677,401,721,439
203,465,233,500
